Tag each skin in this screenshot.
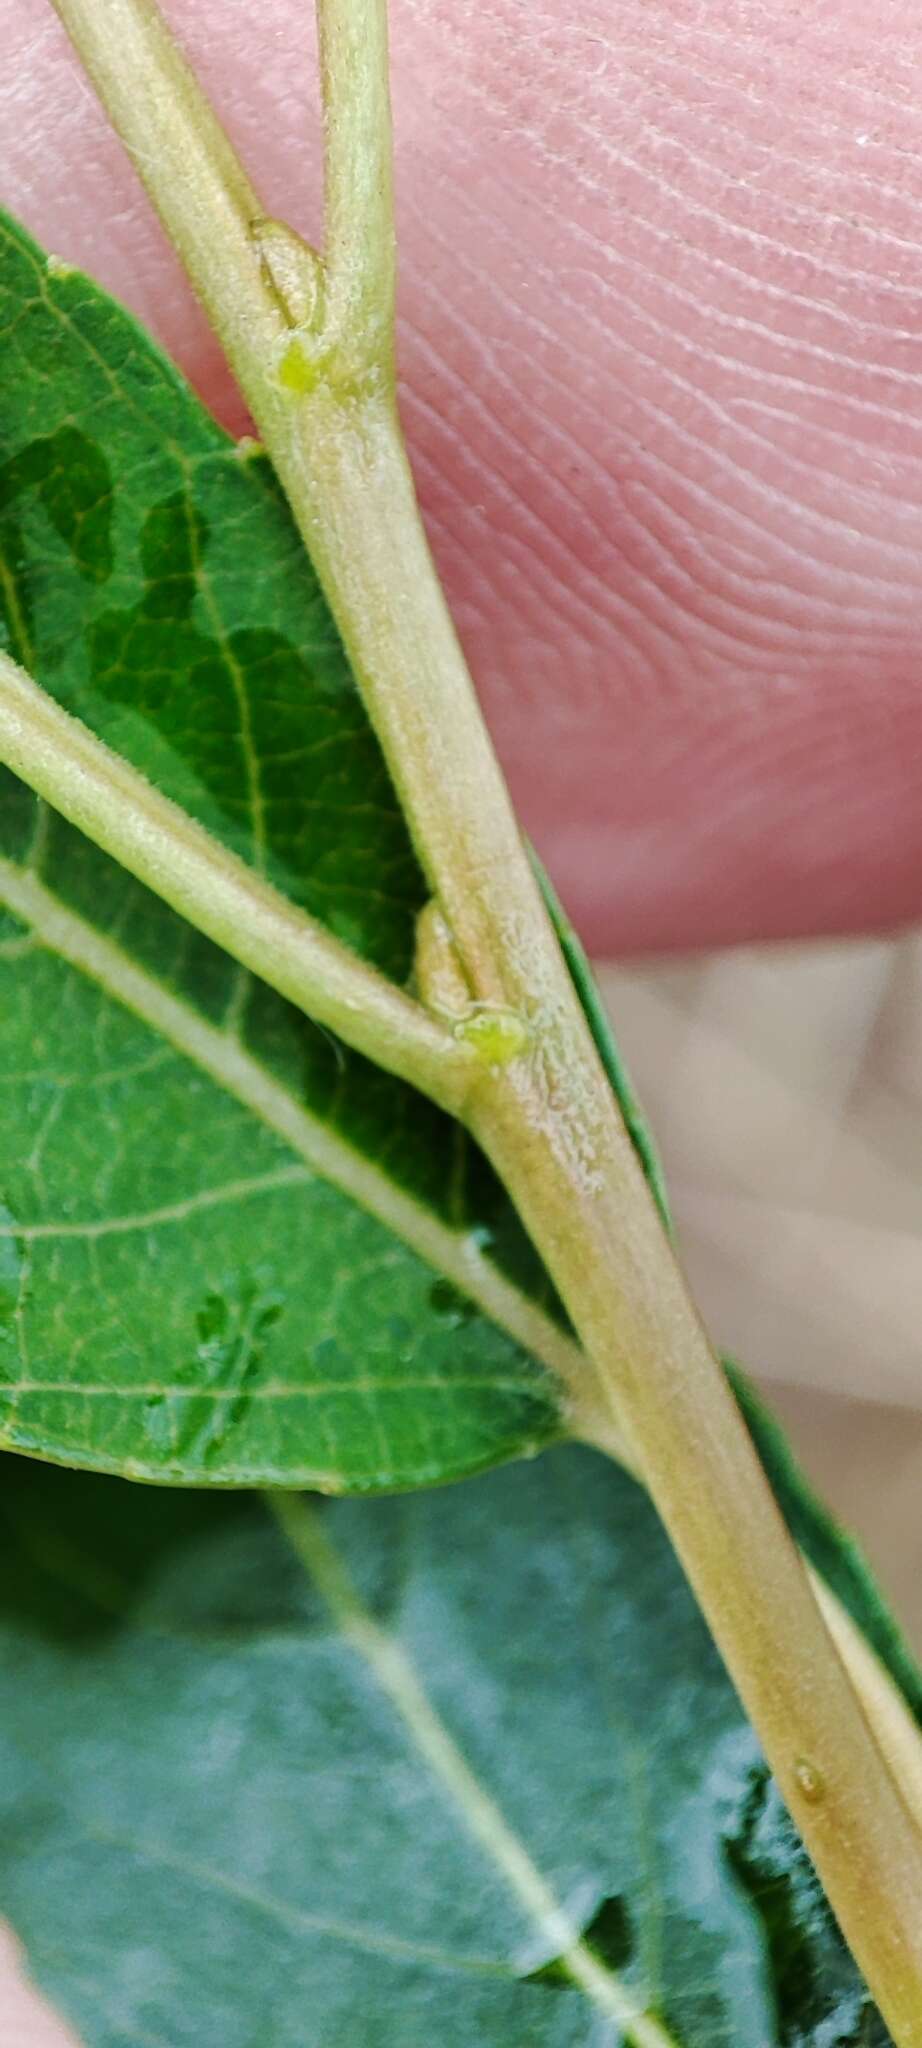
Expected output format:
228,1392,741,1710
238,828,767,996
3,0,922,956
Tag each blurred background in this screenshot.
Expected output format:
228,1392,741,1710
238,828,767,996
598,930,922,1652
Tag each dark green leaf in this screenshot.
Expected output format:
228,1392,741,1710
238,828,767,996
0,1443,895,2047
0,206,565,1488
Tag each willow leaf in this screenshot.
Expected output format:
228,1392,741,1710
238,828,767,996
0,1443,900,2048
0,205,569,1488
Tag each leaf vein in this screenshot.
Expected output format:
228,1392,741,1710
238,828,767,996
0,860,584,1420
271,1492,683,2048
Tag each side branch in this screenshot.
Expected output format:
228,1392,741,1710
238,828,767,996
51,0,284,374
0,653,473,1113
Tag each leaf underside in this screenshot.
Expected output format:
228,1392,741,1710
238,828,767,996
0,1443,897,2048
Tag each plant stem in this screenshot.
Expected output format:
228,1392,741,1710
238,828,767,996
0,649,472,1113
316,0,395,363
51,0,922,2032
808,1571,922,1840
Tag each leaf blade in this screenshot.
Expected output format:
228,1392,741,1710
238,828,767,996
0,859,566,1487
0,1444,899,2045
0,203,566,1487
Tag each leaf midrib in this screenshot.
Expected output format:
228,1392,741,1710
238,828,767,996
272,1491,682,2048
2,1476,681,2041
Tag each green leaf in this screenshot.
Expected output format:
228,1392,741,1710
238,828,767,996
0,205,567,1489
0,1443,896,2046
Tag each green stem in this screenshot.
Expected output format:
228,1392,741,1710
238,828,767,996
50,0,922,2035
0,649,472,1113
317,0,395,362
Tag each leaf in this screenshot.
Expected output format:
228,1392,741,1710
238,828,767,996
0,205,569,1489
0,1442,897,2047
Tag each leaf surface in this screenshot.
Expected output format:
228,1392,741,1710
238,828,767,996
0,1443,898,2048
0,206,566,1488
